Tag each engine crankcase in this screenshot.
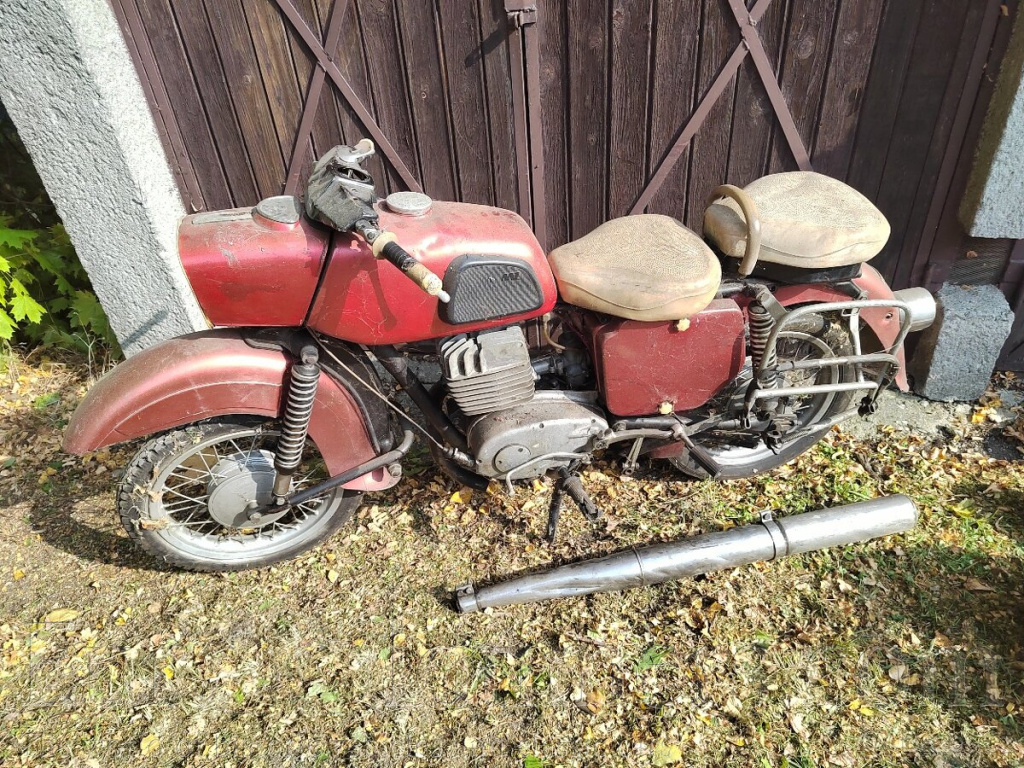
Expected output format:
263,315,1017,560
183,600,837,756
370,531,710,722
467,391,609,479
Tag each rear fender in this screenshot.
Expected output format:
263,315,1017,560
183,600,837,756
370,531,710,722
63,330,399,490
772,264,909,391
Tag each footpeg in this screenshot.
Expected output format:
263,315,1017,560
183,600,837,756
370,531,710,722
546,465,601,542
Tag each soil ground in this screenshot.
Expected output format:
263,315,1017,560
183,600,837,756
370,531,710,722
1,352,1022,767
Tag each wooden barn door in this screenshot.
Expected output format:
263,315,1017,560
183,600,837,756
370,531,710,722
110,0,528,220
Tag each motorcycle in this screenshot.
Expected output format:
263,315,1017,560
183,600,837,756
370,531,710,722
63,138,936,592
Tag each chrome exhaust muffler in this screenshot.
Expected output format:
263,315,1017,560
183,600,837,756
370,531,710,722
455,495,917,612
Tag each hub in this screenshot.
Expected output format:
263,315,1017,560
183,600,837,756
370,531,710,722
206,451,287,528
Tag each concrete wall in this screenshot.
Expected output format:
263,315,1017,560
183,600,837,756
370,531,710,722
0,0,208,355
960,8,1024,239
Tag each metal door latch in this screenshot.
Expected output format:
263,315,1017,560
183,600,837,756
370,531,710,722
505,1,537,28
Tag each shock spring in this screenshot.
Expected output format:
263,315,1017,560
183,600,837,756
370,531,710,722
274,345,321,491
748,303,778,389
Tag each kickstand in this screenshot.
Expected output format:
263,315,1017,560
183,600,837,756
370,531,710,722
545,462,602,542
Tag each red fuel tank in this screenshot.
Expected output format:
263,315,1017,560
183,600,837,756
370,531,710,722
307,200,557,345
179,197,331,327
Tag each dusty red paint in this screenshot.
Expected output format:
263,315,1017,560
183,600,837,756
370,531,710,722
62,330,395,491
585,299,747,416
307,201,557,344
179,207,331,327
769,265,909,391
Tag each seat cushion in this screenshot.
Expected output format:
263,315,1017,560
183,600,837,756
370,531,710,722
704,172,890,268
548,214,721,322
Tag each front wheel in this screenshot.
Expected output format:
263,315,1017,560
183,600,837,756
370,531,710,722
671,319,857,480
117,419,361,571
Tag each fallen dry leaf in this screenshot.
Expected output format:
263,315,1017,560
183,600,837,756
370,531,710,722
964,577,995,593
140,733,159,756
652,741,683,766
43,609,79,623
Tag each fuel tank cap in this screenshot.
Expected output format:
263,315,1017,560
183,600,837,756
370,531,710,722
385,191,432,216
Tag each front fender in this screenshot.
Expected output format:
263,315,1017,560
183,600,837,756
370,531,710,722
63,330,398,490
773,264,909,391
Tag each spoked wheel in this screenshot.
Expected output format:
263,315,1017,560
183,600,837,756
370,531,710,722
118,419,360,571
671,319,856,480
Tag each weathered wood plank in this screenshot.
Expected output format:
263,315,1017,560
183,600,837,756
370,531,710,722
201,0,286,200
352,0,419,192
240,0,306,188
566,0,609,238
767,0,837,174
726,0,787,186
538,0,569,247
477,0,520,215
686,0,740,229
608,0,653,219
812,0,885,180
292,0,344,161
892,0,988,290
113,0,208,210
169,0,260,204
437,0,493,205
395,2,456,201
646,0,702,221
871,0,969,281
847,0,925,201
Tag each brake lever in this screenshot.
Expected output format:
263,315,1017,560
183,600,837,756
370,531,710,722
354,220,450,303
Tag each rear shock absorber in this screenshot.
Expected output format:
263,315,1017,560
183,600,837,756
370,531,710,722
273,344,321,498
749,303,794,450
748,303,778,390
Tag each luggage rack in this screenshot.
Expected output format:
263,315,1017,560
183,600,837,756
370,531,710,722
743,299,914,422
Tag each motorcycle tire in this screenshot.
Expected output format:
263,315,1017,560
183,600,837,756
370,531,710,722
117,419,361,572
670,320,857,480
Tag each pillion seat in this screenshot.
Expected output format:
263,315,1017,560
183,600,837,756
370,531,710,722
547,214,721,322
704,171,891,269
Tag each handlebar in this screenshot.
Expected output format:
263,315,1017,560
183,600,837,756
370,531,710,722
356,222,450,303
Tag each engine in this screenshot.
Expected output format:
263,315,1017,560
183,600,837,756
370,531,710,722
440,326,609,479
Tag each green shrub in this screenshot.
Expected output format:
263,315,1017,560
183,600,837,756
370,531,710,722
0,108,120,356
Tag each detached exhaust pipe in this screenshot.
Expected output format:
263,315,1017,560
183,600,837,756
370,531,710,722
455,495,917,613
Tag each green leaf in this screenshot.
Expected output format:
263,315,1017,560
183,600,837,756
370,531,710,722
523,757,545,768
71,290,107,332
0,227,37,249
0,309,14,340
0,254,9,273
634,645,668,673
8,280,45,323
29,247,65,276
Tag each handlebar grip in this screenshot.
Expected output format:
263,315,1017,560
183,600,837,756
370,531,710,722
377,240,450,303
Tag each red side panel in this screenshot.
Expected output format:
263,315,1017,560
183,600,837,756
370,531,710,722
179,208,330,327
307,201,557,344
587,299,747,416
63,331,390,487
773,264,909,391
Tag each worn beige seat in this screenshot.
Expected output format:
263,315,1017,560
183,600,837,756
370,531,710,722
704,172,890,269
547,214,721,322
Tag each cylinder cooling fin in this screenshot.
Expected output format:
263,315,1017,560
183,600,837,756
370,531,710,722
440,327,535,416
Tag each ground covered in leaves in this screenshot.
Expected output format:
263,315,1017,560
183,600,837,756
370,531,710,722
1,353,1023,768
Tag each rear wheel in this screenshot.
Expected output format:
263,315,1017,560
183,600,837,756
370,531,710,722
117,419,360,571
671,319,856,480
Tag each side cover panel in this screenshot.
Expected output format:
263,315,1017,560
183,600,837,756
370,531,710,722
587,299,746,416
63,331,395,489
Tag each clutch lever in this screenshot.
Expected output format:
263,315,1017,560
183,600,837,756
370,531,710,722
354,220,450,303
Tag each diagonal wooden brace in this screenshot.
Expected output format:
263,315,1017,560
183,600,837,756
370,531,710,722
631,0,811,215
273,0,422,192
